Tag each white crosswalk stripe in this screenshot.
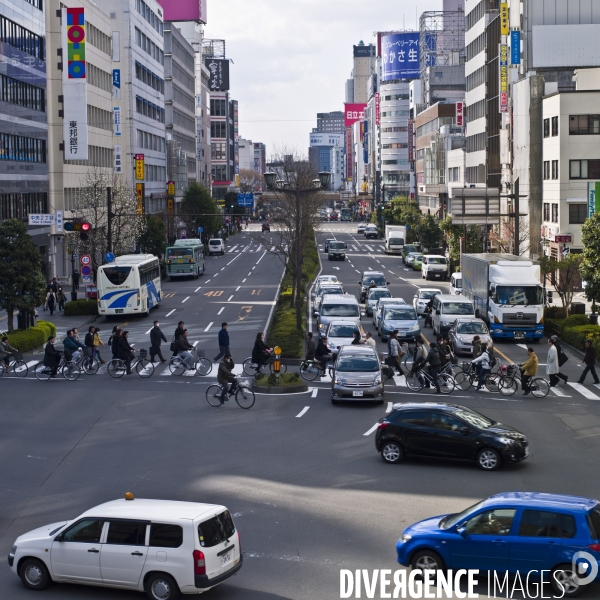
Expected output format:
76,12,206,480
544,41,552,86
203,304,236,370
568,382,600,400
549,386,570,397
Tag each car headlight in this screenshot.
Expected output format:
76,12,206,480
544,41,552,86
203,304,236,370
319,323,325,329
457,335,464,343
441,321,450,327
497,437,517,446
334,377,344,385
374,374,382,385
410,323,420,331
400,534,412,543
9,545,16,557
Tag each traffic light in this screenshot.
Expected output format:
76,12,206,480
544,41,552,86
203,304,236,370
80,221,91,241
64,219,91,240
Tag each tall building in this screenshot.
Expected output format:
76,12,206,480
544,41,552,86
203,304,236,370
309,132,344,190
238,138,253,171
253,142,266,180
0,0,49,271
352,42,375,104
315,111,345,134
209,92,237,199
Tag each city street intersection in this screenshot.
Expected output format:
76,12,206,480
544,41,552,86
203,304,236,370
2,224,600,599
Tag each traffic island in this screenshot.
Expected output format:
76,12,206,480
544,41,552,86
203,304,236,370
252,372,308,394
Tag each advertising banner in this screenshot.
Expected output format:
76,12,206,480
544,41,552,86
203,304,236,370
309,133,344,147
510,30,521,64
62,7,88,160
456,101,464,127
114,144,122,174
205,58,229,91
56,210,63,233
345,129,353,179
499,44,509,113
135,153,145,180
167,181,175,196
113,106,121,136
344,103,367,127
381,32,420,81
500,3,509,35
156,0,207,23
375,93,380,126
408,120,414,162
136,183,144,215
113,68,121,100
588,182,600,217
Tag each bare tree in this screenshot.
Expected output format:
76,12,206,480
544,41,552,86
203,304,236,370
490,215,530,256
238,169,262,193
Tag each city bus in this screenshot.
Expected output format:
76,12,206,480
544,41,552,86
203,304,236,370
165,239,205,280
97,254,162,317
341,208,352,221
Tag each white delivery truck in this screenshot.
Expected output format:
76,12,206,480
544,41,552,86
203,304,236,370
461,253,545,342
384,226,407,254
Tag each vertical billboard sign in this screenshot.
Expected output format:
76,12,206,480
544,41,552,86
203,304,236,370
62,7,88,160
205,59,229,91
456,101,464,126
233,99,239,177
113,106,122,136
500,3,509,35
408,120,414,162
135,183,144,215
135,154,145,180
344,103,367,127
375,93,381,126
499,44,509,113
381,32,420,81
114,144,122,174
589,182,600,217
345,128,353,180
510,30,521,64
112,68,120,99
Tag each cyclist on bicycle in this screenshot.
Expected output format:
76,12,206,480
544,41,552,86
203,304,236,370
424,298,434,328
252,332,271,370
315,335,333,370
217,354,237,400
176,329,196,371
471,343,492,391
63,329,84,361
0,336,18,372
427,345,442,393
519,347,538,395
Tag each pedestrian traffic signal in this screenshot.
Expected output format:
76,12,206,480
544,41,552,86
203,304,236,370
64,219,92,240
80,221,91,241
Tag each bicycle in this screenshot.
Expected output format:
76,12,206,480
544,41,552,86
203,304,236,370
34,354,81,381
107,349,154,378
243,351,287,376
497,364,550,398
299,358,334,381
67,349,100,375
405,365,455,394
0,352,28,377
169,347,212,376
206,377,255,409
453,361,501,393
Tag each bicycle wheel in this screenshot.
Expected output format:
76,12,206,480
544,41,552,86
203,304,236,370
107,359,126,378
499,376,518,396
169,357,185,376
242,358,257,376
195,358,212,376
81,357,99,375
406,372,425,391
34,362,52,381
0,363,4,377
235,386,256,409
437,373,455,395
484,373,501,393
299,361,320,382
62,362,81,381
381,365,395,381
530,378,550,398
402,352,414,372
268,360,287,375
206,384,225,407
136,359,155,378
454,371,473,391
12,360,29,377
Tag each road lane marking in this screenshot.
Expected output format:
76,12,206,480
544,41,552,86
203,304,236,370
296,406,310,418
248,272,252,276
568,382,600,400
204,322,213,332
193,340,199,347
355,269,360,273
236,286,241,291
270,246,276,251
182,297,190,303
227,253,243,266
242,279,247,283
221,267,225,271
311,388,318,398
386,402,393,413
517,344,528,350
218,307,225,315
205,279,211,283
256,251,267,264
145,326,153,334
166,309,176,317
228,295,234,301
550,386,571,397
363,424,378,436
195,287,202,292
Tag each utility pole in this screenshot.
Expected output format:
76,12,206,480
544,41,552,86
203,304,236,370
106,187,113,254
513,177,519,256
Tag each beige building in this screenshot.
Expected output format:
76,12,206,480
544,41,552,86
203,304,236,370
352,42,374,104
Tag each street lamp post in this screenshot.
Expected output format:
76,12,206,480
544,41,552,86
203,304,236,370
263,170,331,329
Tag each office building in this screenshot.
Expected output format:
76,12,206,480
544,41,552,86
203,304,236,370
238,138,253,172
315,111,345,134
253,142,266,180
352,42,375,104
209,92,238,199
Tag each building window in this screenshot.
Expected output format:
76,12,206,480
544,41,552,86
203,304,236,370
134,27,164,66
211,142,226,160
0,192,47,219
551,204,559,223
543,203,550,222
0,133,45,162
543,118,550,138
570,159,600,179
569,115,600,135
543,161,550,180
210,121,227,139
0,15,44,60
135,95,165,123
210,99,226,117
135,62,164,94
211,164,228,182
552,160,559,179
552,116,558,136
0,74,45,111
569,204,587,224
135,0,163,36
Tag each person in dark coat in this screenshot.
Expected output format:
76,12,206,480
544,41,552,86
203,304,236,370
117,330,134,374
46,290,56,316
43,336,61,378
305,332,316,361
214,322,230,362
63,329,84,361
108,327,121,360
579,339,600,385
173,321,185,356
150,320,167,363
84,326,95,353
73,269,80,290
251,332,271,368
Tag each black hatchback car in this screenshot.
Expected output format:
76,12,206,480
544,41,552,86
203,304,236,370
375,402,529,471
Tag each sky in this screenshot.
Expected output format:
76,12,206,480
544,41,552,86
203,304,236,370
206,0,442,159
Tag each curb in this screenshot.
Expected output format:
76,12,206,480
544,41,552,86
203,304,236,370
252,383,308,394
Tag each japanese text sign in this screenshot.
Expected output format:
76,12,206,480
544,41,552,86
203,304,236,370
381,32,420,81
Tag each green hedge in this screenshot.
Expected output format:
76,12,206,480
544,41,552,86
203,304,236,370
544,306,567,319
64,299,98,316
561,325,600,353
256,372,301,386
544,318,564,337
4,320,57,353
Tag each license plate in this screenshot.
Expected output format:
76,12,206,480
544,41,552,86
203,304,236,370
515,332,525,339
398,332,406,337
353,391,363,397
177,259,183,263
221,553,232,565
115,309,123,314
434,274,440,278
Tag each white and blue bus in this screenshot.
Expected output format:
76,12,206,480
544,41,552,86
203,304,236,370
165,238,205,280
97,254,162,316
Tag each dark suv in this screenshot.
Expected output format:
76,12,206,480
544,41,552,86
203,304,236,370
375,402,529,471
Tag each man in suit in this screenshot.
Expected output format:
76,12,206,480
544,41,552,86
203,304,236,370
150,320,167,363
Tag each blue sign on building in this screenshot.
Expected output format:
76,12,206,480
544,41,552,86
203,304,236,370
237,193,254,208
510,31,521,65
113,69,121,88
381,32,421,81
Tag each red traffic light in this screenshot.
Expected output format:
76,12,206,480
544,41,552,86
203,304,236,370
81,222,91,232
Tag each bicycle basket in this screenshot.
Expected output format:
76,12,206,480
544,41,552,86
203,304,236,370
196,349,205,358
82,347,93,358
507,364,519,376
139,348,148,359
237,378,250,388
461,361,471,372
14,351,23,361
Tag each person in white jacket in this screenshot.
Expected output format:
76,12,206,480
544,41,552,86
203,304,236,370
547,338,560,387
472,343,492,390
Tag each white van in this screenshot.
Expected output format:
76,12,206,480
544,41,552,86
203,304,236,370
421,255,449,281
9,496,242,599
208,239,225,256
431,294,475,336
450,272,462,295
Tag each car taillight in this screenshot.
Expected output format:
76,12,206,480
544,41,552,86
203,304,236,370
377,422,388,430
193,550,206,575
589,544,600,552
238,531,241,554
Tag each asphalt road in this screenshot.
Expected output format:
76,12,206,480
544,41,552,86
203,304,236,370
2,223,600,600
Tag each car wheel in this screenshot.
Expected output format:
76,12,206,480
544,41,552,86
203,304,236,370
381,442,403,463
145,573,181,600
19,558,51,590
551,564,584,598
410,549,446,572
477,448,501,471
331,397,339,405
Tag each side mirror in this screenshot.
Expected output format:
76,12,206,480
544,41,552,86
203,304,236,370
358,281,362,285
55,533,64,542
387,282,391,286
457,526,466,537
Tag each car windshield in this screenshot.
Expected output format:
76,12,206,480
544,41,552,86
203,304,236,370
363,275,386,287
428,257,447,264
337,355,379,372
453,278,463,288
330,242,345,249
442,302,473,315
496,285,544,306
209,240,221,246
368,289,391,301
440,500,487,530
453,408,495,429
167,248,192,257
405,244,422,253
319,288,343,297
413,255,423,260
419,291,439,300
389,238,404,245
101,267,132,286
457,322,488,334
322,304,360,317
318,276,337,282
384,308,417,320
328,324,358,337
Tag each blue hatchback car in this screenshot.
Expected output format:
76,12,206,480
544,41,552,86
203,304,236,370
397,492,600,597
